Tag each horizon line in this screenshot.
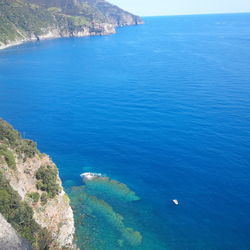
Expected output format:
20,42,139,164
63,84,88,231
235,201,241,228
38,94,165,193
140,11,250,18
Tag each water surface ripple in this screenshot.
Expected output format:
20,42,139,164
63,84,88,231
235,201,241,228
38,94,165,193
0,13,250,250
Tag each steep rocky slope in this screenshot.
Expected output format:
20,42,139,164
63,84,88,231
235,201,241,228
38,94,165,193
0,0,143,49
0,119,76,249
83,0,143,26
0,213,33,250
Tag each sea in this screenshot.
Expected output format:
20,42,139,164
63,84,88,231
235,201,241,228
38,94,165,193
0,13,250,250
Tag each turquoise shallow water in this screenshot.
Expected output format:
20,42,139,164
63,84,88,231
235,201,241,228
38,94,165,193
0,13,250,249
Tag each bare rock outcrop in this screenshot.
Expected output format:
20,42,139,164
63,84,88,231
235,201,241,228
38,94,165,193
0,213,33,250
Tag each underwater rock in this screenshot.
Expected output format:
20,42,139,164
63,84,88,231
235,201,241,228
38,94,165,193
69,185,142,248
80,172,140,202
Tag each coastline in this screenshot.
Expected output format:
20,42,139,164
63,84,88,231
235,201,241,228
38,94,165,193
0,26,116,51
0,22,143,51
1,13,250,250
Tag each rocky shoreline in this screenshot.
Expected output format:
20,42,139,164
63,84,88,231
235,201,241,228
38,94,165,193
0,21,144,50
0,23,116,50
0,0,143,51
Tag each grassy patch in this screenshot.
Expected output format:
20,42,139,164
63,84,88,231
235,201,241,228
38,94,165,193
69,16,90,27
28,192,40,203
0,144,16,169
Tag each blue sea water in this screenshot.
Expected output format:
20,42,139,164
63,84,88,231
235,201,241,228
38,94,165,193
1,13,250,249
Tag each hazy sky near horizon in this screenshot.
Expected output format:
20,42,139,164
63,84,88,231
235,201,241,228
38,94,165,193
108,0,250,16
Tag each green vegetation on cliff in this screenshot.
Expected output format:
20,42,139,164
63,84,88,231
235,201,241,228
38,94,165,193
0,119,38,159
0,119,53,248
0,0,143,47
0,145,16,169
0,119,39,170
36,164,61,198
0,0,55,44
27,192,40,203
0,172,52,249
0,118,61,203
0,118,71,248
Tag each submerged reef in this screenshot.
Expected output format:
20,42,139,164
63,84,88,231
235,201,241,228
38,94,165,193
81,173,140,202
68,173,142,249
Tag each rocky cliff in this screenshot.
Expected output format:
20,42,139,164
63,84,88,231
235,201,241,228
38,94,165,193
0,0,143,49
0,213,33,250
0,119,76,249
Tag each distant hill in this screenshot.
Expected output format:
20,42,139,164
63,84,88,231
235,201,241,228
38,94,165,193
0,0,143,49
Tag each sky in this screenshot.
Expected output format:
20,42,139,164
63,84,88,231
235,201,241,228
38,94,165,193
108,0,250,16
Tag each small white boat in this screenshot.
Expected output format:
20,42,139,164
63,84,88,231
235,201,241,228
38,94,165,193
172,199,179,205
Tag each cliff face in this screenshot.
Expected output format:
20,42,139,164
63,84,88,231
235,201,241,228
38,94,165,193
81,0,143,26
0,0,143,49
0,213,33,250
0,119,76,249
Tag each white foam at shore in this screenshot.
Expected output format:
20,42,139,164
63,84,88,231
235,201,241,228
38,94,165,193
80,172,102,181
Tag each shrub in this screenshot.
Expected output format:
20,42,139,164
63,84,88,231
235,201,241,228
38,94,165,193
0,172,52,249
0,119,20,147
36,165,61,198
0,119,38,160
28,192,40,203
16,139,38,159
40,192,48,205
0,144,16,169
